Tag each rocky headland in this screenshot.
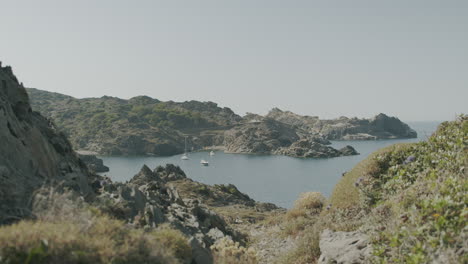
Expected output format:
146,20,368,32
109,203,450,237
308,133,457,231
265,108,417,140
224,118,358,158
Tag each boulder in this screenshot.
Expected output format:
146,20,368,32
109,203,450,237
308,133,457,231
318,229,371,264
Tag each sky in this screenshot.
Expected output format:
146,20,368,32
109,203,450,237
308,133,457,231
1,0,467,121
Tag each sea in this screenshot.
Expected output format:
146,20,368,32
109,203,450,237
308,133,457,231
99,121,441,208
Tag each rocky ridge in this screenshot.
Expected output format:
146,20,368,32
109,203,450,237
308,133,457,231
0,63,93,224
95,164,281,263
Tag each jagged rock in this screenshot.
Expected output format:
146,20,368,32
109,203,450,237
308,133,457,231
0,64,92,224
155,164,187,181
318,229,371,264
130,165,162,185
78,153,109,173
96,164,248,264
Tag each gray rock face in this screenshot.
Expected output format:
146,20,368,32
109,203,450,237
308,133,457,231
224,118,358,158
318,229,371,264
266,108,417,140
0,64,92,224
78,153,109,173
97,164,245,264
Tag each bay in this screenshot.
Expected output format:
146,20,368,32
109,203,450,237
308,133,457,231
99,121,440,208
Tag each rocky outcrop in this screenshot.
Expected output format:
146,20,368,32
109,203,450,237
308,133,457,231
78,153,109,173
318,229,371,264
96,164,253,264
0,63,92,224
224,118,358,158
266,108,417,140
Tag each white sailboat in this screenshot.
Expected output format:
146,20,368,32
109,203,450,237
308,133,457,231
181,137,189,160
200,159,209,166
209,151,215,156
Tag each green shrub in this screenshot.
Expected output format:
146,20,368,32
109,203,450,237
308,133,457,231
363,115,468,263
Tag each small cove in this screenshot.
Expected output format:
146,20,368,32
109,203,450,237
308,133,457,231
99,121,440,208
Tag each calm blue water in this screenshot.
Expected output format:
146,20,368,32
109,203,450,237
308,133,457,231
99,121,440,208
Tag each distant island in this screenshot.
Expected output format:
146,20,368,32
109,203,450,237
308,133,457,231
26,88,416,158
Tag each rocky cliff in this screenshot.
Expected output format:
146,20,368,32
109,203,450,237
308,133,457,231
0,63,93,224
224,118,358,158
266,108,417,140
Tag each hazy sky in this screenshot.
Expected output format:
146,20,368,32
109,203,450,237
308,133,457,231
1,0,466,121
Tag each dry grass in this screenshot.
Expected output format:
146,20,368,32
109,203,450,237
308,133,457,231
211,237,258,264
0,188,191,264
293,192,325,211
0,216,188,264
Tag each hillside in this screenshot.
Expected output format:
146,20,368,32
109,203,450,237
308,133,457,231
27,88,241,155
253,115,466,263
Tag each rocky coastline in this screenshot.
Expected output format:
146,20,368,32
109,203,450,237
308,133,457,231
26,88,416,159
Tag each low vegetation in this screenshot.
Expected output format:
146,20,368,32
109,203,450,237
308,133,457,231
211,237,258,264
0,189,191,264
262,116,467,264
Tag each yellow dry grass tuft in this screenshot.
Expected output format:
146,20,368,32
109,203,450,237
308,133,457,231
0,188,192,264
